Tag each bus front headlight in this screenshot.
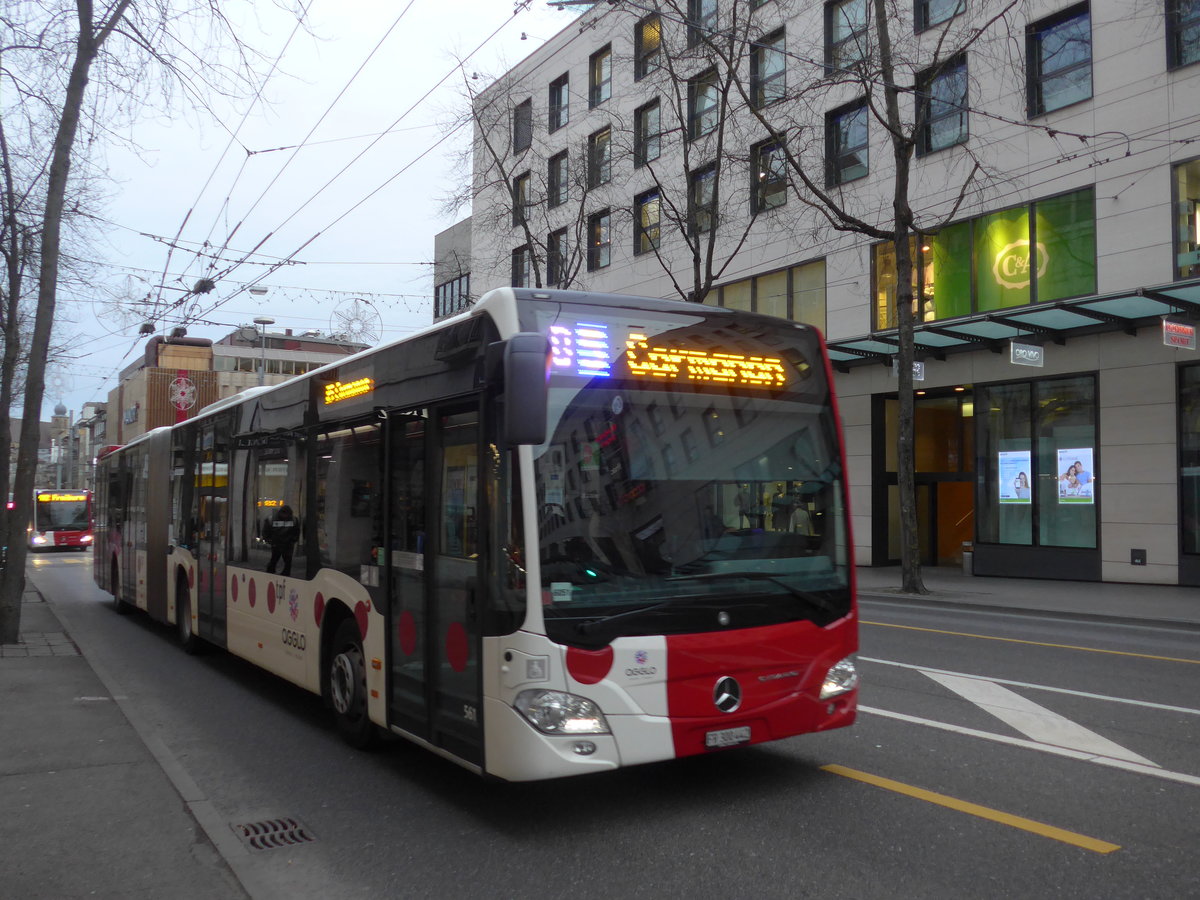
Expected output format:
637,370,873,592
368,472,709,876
819,656,858,700
81,534,93,543
514,689,610,735
31,534,48,545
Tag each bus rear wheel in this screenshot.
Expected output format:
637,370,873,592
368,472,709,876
111,560,129,615
329,618,377,749
177,574,199,654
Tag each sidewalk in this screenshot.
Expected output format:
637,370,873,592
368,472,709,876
0,584,247,899
857,565,1200,630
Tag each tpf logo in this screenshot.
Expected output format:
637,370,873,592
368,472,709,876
993,240,1048,290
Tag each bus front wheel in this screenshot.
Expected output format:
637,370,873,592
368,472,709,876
329,618,377,750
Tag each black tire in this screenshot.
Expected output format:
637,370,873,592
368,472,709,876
111,559,130,615
177,574,200,654
328,618,378,749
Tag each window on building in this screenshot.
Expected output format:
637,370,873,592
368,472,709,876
915,0,963,32
752,138,787,213
917,56,968,155
547,228,568,286
827,100,868,185
688,0,718,47
751,30,786,108
1028,5,1092,116
689,164,718,235
588,127,612,187
688,69,720,140
635,100,661,167
511,245,533,287
1182,365,1200,557
548,151,568,208
635,189,662,254
1174,158,1200,279
512,171,530,226
873,187,1097,329
636,15,662,79
434,274,470,319
715,259,826,332
548,73,569,132
1168,0,1200,68
588,209,611,270
589,45,612,107
976,375,1097,550
513,99,532,153
827,0,869,70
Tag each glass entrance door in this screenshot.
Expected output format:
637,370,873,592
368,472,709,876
880,391,975,566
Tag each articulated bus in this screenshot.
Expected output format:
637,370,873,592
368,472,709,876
93,288,857,781
30,489,94,550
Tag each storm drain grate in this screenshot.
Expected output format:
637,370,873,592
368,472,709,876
231,817,316,851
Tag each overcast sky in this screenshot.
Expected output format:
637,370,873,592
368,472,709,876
45,0,582,420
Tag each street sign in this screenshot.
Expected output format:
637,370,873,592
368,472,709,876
1163,318,1197,350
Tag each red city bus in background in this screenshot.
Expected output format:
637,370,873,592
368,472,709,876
30,489,94,551
93,288,857,781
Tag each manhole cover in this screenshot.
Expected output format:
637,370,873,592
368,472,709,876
231,817,316,851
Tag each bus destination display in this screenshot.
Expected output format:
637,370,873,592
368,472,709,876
548,319,787,388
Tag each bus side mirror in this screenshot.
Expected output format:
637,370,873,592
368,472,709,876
502,332,550,446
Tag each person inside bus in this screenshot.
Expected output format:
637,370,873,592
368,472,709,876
266,504,300,577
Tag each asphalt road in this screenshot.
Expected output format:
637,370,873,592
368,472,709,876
29,553,1200,899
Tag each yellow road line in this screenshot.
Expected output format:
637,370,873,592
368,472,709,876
860,620,1200,664
821,764,1121,854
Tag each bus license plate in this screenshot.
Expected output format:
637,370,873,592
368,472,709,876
705,726,751,749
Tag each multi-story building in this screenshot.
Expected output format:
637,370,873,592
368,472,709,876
440,0,1200,586
107,327,368,444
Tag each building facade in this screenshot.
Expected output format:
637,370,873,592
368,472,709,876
107,328,368,445
446,0,1200,585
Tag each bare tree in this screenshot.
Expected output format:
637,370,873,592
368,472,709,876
712,0,1021,593
0,0,306,643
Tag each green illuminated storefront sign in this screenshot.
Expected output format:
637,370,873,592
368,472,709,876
875,188,1097,328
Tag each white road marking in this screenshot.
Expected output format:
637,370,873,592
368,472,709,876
923,671,1159,767
860,656,1200,717
859,705,1200,787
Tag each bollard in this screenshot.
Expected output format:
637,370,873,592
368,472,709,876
962,541,973,575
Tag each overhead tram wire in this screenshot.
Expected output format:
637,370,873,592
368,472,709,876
201,0,421,282
201,1,539,292
152,0,317,316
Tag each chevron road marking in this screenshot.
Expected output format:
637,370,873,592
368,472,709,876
922,671,1159,766
860,656,1200,717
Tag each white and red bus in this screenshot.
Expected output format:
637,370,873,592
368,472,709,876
29,489,94,550
93,288,857,781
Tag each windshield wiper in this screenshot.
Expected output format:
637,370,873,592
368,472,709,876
665,571,840,616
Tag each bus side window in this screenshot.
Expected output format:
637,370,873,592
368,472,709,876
315,423,382,577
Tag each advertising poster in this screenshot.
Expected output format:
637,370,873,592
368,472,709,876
1057,448,1095,504
998,449,1032,503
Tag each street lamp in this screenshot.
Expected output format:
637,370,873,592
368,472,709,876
253,316,274,385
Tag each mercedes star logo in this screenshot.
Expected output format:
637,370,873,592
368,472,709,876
713,676,742,713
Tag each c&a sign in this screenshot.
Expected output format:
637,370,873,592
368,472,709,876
993,240,1049,290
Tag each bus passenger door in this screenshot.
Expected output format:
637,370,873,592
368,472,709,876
429,405,483,765
385,404,483,766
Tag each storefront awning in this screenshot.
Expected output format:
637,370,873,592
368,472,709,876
825,277,1200,372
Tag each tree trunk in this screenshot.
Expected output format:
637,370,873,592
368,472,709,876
874,0,927,595
0,0,119,643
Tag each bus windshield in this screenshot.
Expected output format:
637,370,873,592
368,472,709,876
35,494,91,531
524,301,850,647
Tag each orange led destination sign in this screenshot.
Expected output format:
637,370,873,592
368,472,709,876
323,377,375,405
624,334,787,387
38,493,88,502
